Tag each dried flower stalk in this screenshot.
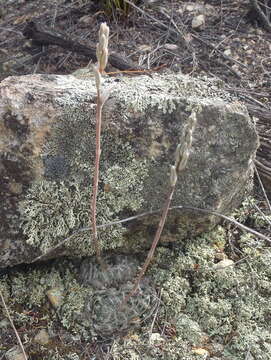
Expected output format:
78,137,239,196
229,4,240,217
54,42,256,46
91,23,110,269
121,111,197,306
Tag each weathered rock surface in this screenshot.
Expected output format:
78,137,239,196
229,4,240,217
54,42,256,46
0,72,259,268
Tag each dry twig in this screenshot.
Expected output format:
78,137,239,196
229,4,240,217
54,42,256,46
31,201,271,264
0,290,28,360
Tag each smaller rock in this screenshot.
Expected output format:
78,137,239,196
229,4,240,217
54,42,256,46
138,44,152,52
224,48,232,56
163,43,179,51
231,64,242,77
46,287,63,309
214,251,227,261
0,318,10,328
186,4,198,12
5,346,26,360
34,329,50,345
149,332,165,345
192,14,205,30
8,181,23,195
192,347,209,357
214,259,234,270
184,3,217,17
79,15,94,26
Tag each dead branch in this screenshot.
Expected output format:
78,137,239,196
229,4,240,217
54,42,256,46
22,21,142,71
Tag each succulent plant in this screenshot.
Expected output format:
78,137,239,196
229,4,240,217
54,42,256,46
79,254,157,338
80,254,139,289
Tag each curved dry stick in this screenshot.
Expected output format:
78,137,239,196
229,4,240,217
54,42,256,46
31,203,271,264
0,290,28,360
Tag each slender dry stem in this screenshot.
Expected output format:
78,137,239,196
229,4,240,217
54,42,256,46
121,111,197,306
90,23,109,270
122,186,175,304
0,290,28,360
91,87,105,268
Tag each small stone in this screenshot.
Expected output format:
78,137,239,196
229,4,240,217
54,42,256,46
163,43,179,51
149,332,165,345
176,7,183,15
231,64,241,77
5,346,26,360
214,252,227,261
256,29,263,35
79,15,93,26
34,329,50,345
46,287,63,309
214,259,234,269
143,0,161,8
192,14,205,30
224,48,232,56
8,181,23,195
138,44,152,52
192,347,209,356
0,318,10,328
186,4,197,11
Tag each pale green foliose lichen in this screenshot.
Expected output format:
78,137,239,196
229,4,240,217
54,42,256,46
114,73,233,114
18,101,149,256
1,214,271,360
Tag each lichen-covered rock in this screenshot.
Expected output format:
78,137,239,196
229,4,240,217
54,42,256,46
0,72,259,267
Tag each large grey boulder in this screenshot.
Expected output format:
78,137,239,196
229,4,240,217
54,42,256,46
0,72,258,268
